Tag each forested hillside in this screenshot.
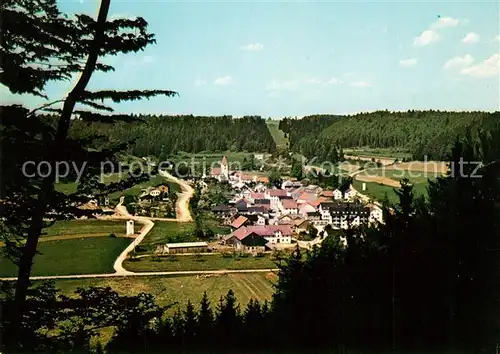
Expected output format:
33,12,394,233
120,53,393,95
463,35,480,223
281,111,500,160
278,114,341,150
69,115,276,156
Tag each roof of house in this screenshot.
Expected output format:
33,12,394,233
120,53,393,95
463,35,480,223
256,176,269,183
297,192,317,202
282,199,298,209
247,206,267,213
320,202,369,213
240,174,254,181
299,203,316,210
268,189,289,197
211,205,232,212
320,190,334,197
231,215,249,229
231,225,293,240
250,193,265,199
166,242,208,248
307,211,321,217
254,198,270,205
211,167,221,176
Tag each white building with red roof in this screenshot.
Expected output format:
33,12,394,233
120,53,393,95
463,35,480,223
280,199,298,216
225,224,293,245
265,188,290,210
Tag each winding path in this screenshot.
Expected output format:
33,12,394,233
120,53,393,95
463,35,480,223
1,172,201,281
111,170,194,275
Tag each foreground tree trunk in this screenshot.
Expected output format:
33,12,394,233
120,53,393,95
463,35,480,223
12,0,111,343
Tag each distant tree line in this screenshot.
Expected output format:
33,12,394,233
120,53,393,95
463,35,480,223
66,115,277,157
280,110,500,161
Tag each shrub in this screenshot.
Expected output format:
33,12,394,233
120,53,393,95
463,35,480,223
238,253,249,258
254,252,265,258
109,233,116,238
221,252,233,258
135,245,148,253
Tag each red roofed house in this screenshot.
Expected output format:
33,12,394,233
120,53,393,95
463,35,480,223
230,215,249,229
280,199,298,216
225,224,293,247
298,202,316,217
265,189,290,209
224,231,267,253
297,192,318,204
249,193,265,203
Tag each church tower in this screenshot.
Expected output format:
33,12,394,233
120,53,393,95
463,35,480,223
221,155,229,179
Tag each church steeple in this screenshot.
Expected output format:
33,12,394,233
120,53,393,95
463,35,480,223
221,155,229,179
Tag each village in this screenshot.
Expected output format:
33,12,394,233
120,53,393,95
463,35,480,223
160,155,384,256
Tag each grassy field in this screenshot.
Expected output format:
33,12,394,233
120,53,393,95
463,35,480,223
42,220,141,238
136,221,196,252
49,272,277,309
266,120,288,150
0,237,130,277
354,179,430,205
124,253,277,272
200,211,232,235
108,174,180,203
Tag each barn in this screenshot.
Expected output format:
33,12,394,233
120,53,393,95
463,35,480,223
164,241,208,254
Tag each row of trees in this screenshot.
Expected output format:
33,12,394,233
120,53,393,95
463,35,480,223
280,110,500,160
68,115,277,156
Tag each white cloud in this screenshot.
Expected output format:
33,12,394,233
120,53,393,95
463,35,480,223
399,58,418,67
462,32,480,44
265,79,300,91
349,81,372,88
430,16,461,29
240,43,264,51
213,76,233,86
307,78,322,84
461,53,500,78
327,77,342,84
413,30,440,46
442,54,474,70
194,79,206,87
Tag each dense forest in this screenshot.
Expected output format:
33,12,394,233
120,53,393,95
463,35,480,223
280,110,500,160
279,114,341,151
68,115,277,157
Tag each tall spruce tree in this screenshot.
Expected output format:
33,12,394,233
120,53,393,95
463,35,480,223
0,0,177,342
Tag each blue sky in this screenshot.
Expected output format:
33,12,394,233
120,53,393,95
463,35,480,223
2,0,499,117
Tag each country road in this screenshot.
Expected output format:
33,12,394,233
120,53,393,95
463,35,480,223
2,171,197,281
111,170,194,275
0,268,279,281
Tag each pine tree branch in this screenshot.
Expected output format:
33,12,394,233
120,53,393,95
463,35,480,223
80,89,178,103
27,99,65,117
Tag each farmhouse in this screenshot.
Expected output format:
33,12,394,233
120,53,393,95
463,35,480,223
224,231,267,253
164,241,208,254
228,225,293,245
